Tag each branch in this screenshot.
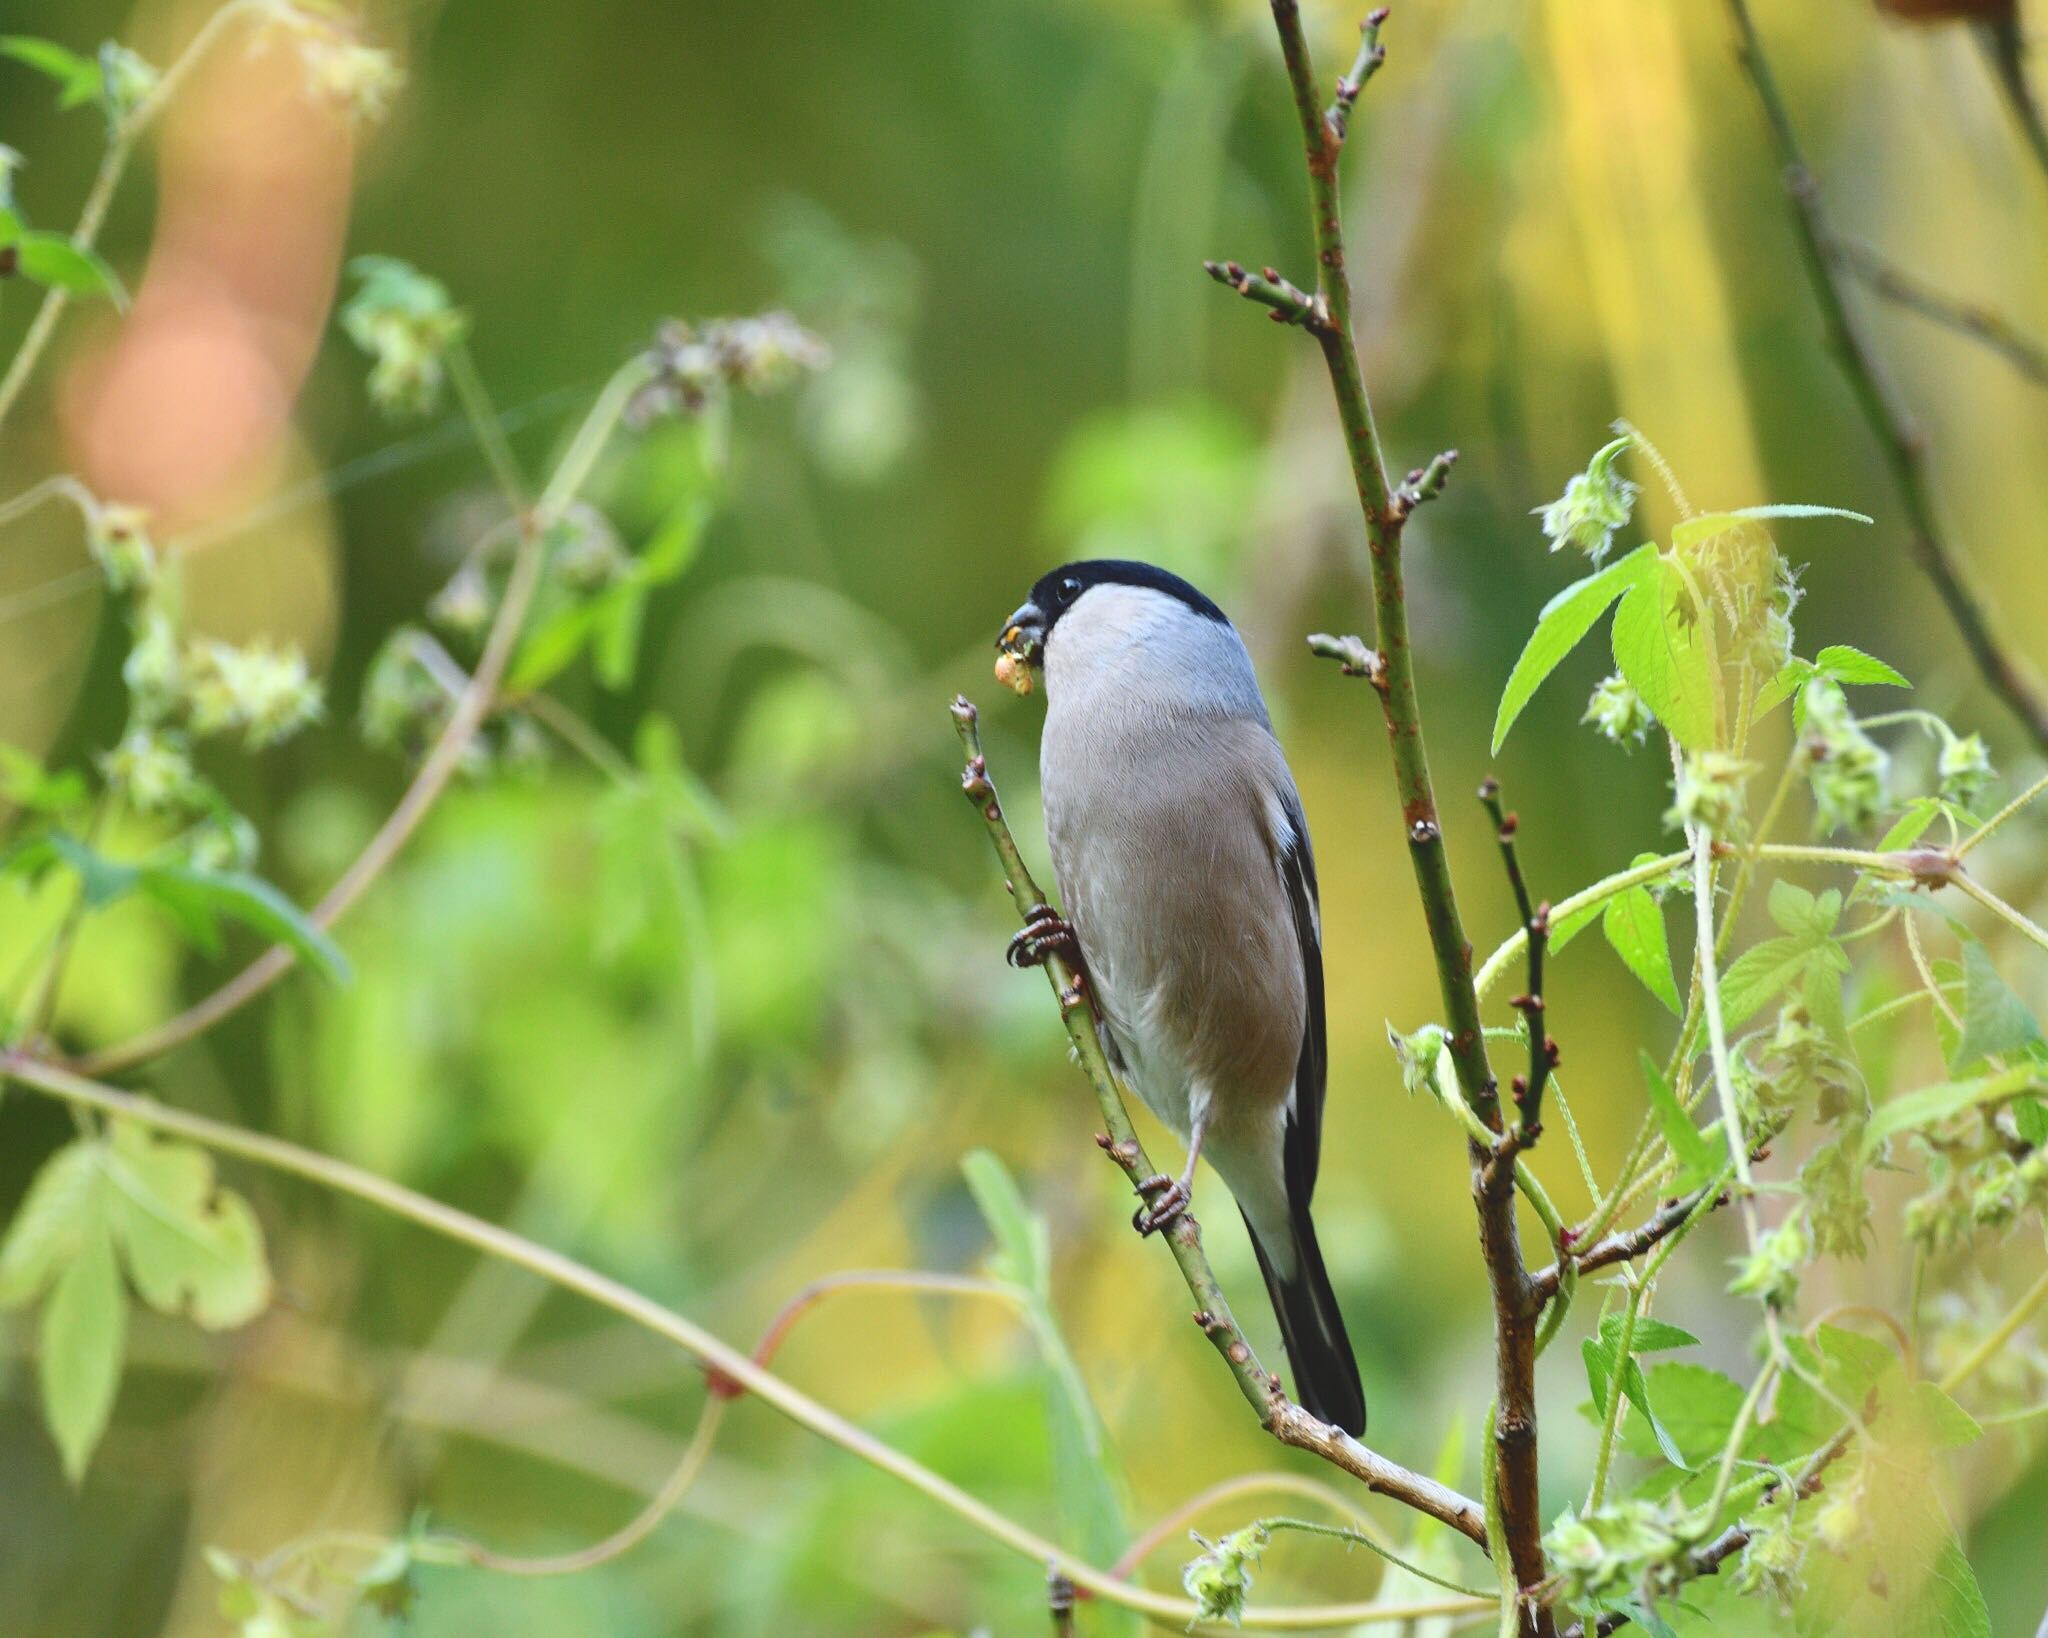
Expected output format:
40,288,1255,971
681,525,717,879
1529,1186,1728,1304
1478,779,1556,1134
0,1048,1483,1632
1204,259,1327,329
1246,7,1545,1625
1564,1428,1853,1638
951,699,1489,1550
1830,237,2048,389
1325,8,1389,147
1723,0,2048,754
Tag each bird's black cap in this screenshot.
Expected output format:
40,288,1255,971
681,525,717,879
1026,559,1230,633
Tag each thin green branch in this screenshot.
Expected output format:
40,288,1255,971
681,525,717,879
1239,1517,1494,1601
1956,768,2048,859
1249,9,1540,1617
1830,237,2048,390
1722,0,2048,753
0,1048,1482,1633
447,341,532,510
1948,871,2048,956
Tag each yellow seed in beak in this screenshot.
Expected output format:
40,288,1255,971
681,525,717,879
994,651,1033,696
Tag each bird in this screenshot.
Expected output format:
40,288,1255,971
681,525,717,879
993,558,1366,1435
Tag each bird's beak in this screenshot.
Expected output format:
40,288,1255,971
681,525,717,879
996,601,1046,666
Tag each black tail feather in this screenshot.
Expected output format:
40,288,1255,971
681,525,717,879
1243,1205,1366,1436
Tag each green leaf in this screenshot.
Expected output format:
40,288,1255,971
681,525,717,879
1492,543,1657,753
1815,644,1910,689
40,1216,124,1483
507,600,603,692
136,863,349,985
102,1122,270,1329
1603,887,1680,1013
0,204,21,250
1903,1379,1981,1450
1640,1052,1719,1191
1669,505,1873,554
0,36,101,108
0,1141,103,1308
1754,657,1815,718
961,1151,1131,1628
962,1148,1049,1297
1950,940,2045,1071
0,744,90,813
49,833,140,907
1864,1066,2045,1154
1716,937,1808,1032
1611,555,1716,752
1583,1313,1694,1467
2015,1096,2048,1146
1878,798,1944,853
15,231,125,306
1767,880,1841,940
1617,1362,1746,1469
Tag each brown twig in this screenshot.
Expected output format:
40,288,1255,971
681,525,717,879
1478,779,1556,1135
1242,7,1546,1625
1724,0,2048,754
1529,1187,1727,1304
952,699,1489,1549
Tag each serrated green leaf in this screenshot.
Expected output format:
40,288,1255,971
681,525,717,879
1950,940,2045,1071
1878,798,1944,853
1716,936,1809,1032
137,863,349,985
1617,1362,1745,1469
1584,1314,1691,1467
1863,1065,2045,1154
1754,657,1815,718
1603,886,1680,1013
1766,880,1840,939
1815,643,1909,689
102,1122,269,1329
0,1141,102,1308
1904,1380,1981,1449
40,1216,124,1483
1492,543,1657,753
0,36,100,107
1640,1051,1719,1191
1669,505,1872,554
1611,556,1716,751
16,231,125,306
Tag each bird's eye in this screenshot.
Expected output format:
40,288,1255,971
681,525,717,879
1056,575,1083,606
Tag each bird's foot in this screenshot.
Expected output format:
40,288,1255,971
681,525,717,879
1132,1171,1192,1236
1007,905,1079,970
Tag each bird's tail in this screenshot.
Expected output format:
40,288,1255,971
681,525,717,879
1243,1204,1366,1436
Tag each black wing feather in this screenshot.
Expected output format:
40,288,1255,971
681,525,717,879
1278,792,1327,1204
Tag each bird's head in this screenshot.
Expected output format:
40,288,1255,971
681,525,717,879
994,560,1231,699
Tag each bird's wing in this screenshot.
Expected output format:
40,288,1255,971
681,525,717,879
1277,788,1327,1205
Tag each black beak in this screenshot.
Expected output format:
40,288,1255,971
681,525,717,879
997,601,1046,664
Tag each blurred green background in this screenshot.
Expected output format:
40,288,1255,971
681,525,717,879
3,0,2047,1632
